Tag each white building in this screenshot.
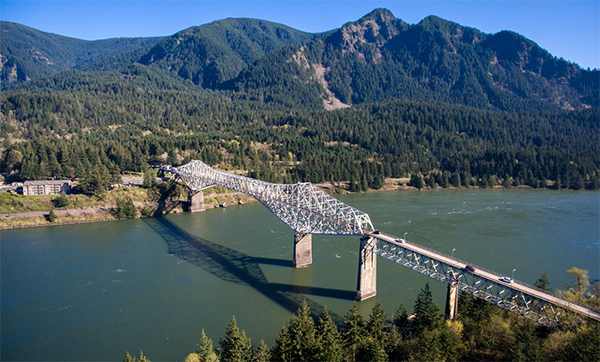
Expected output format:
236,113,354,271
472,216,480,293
22,180,72,196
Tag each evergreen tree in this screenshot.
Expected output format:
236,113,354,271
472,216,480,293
367,301,388,345
393,303,411,338
196,329,216,362
342,302,366,361
136,351,150,362
410,173,424,189
47,209,58,223
271,324,293,362
271,300,316,361
219,316,253,362
122,351,134,362
253,339,271,362
314,308,343,362
534,271,552,292
413,283,441,333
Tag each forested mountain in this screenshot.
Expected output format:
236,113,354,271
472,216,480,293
228,9,598,111
138,18,318,88
0,21,162,86
1,9,598,191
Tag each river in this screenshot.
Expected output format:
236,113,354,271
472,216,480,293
1,190,598,361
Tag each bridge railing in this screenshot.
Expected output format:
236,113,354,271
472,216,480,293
376,231,600,315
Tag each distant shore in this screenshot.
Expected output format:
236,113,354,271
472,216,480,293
0,179,570,231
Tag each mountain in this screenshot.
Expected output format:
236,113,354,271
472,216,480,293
2,10,597,111
227,8,598,111
0,21,163,86
1,10,598,190
137,18,318,88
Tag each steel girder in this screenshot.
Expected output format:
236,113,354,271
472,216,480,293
374,237,566,326
170,160,374,235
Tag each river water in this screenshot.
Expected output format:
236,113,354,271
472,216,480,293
1,190,599,361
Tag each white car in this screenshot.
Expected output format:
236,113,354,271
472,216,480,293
499,277,513,283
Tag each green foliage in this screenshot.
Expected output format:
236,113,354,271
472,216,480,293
271,300,316,361
314,308,343,362
127,272,599,362
252,339,271,362
122,351,151,362
0,21,162,86
143,168,157,189
196,329,216,362
114,196,137,219
561,267,591,303
219,316,253,362
342,302,366,361
46,209,58,223
53,193,70,208
413,283,442,333
534,271,552,292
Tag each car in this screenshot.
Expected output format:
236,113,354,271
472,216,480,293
464,265,476,272
499,277,513,283
372,230,380,235
395,238,405,243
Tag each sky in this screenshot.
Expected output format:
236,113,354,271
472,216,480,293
1,1,598,69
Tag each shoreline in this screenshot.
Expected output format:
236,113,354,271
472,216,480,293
0,183,585,231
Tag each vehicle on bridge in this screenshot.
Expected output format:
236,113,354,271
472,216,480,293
499,277,513,283
464,265,476,272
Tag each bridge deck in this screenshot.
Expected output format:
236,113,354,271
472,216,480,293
366,231,600,324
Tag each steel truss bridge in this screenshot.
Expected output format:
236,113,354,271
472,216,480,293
171,160,374,235
166,160,600,327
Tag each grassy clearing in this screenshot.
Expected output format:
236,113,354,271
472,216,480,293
0,187,150,214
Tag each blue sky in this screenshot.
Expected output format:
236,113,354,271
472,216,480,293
1,1,598,69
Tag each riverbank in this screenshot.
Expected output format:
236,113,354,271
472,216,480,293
0,187,258,230
0,177,542,230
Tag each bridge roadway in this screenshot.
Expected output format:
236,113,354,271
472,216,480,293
365,231,600,323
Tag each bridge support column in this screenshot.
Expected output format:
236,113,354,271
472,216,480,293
293,233,312,268
188,191,205,212
445,281,459,320
356,236,377,301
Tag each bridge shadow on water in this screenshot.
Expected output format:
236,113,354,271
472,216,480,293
143,216,354,325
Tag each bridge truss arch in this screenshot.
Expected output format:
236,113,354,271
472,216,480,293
170,160,374,236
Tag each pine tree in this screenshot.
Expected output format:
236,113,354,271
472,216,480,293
272,301,316,361
219,316,253,362
123,351,134,362
393,303,411,338
271,324,293,361
413,283,441,333
367,302,388,345
196,329,215,362
136,351,150,362
534,271,552,292
252,339,271,362
343,302,366,361
314,308,343,362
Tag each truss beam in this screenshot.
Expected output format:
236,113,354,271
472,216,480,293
168,160,374,235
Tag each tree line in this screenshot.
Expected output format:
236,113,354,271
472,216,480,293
125,268,599,362
1,83,598,191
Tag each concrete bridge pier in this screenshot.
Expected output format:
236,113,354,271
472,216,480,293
293,233,312,268
356,236,377,301
445,281,459,320
189,191,205,212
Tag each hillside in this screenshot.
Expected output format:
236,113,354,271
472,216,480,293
137,18,317,88
228,9,598,111
0,21,162,86
0,9,598,192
